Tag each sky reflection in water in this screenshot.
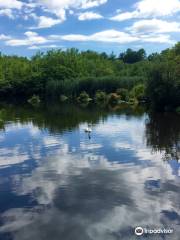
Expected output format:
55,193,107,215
0,105,179,240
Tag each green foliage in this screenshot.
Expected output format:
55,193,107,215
119,48,146,63
76,76,143,95
146,61,180,110
173,42,180,54
77,91,91,104
130,84,145,102
95,91,107,105
60,95,68,102
108,93,120,105
0,48,147,100
116,88,129,101
0,43,179,111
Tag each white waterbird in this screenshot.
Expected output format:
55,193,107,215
84,127,92,133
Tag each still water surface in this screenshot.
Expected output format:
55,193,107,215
0,103,179,240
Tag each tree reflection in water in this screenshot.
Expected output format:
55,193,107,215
145,113,180,161
0,102,180,240
0,102,179,162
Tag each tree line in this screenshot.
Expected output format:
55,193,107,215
0,42,179,111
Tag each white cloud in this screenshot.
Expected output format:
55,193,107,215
140,34,175,44
0,0,107,23
111,0,180,21
31,15,61,29
78,11,103,20
81,0,108,9
0,0,23,9
135,0,180,17
52,29,139,43
0,9,14,19
28,44,60,50
37,0,107,10
57,30,174,44
4,28,175,48
52,8,66,22
0,34,11,40
34,0,107,21
6,31,48,46
128,19,180,33
111,11,136,21
53,34,88,42
116,9,122,14
90,30,138,43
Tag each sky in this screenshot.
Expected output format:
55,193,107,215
0,0,180,56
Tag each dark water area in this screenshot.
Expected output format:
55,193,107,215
0,103,179,240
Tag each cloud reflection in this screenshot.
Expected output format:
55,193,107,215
0,114,179,240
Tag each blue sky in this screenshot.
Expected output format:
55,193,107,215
0,0,180,56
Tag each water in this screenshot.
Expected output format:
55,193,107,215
0,103,179,240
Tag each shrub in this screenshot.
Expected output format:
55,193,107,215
108,93,120,105
95,91,107,104
60,95,68,102
77,91,92,103
28,95,41,105
116,88,129,101
130,84,145,102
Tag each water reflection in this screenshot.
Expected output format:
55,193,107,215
0,103,179,240
146,113,180,161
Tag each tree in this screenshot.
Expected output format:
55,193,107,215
119,48,146,63
146,62,180,110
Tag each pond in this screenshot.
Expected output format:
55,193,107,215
0,103,179,240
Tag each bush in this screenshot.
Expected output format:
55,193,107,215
95,91,107,105
76,76,143,95
116,88,129,101
60,95,68,102
130,84,145,102
28,95,41,105
108,93,120,105
77,91,92,103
